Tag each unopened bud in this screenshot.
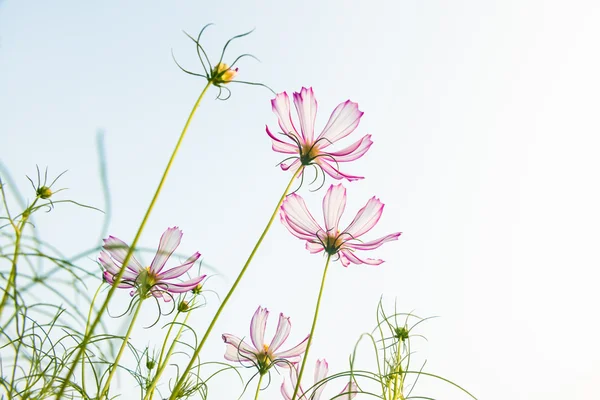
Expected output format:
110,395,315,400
178,300,190,312
37,186,52,199
211,62,238,85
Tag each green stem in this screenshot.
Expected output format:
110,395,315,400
253,373,264,400
145,303,193,400
99,299,144,398
56,81,213,398
291,254,332,400
169,169,301,399
82,283,103,394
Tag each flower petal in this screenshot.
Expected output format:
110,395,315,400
250,306,269,349
339,381,358,399
269,313,292,352
340,249,384,266
327,134,373,163
160,275,206,293
274,334,310,360
306,241,325,254
313,359,329,400
272,92,301,142
281,194,324,240
316,100,363,147
281,158,302,173
102,271,134,288
149,227,183,274
102,236,144,272
293,87,318,143
281,214,316,241
266,125,298,154
344,232,402,251
99,251,139,281
222,334,258,364
317,159,364,182
322,184,346,232
156,252,201,281
343,197,384,238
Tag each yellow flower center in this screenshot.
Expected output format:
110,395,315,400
300,142,321,165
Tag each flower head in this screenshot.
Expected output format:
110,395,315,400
211,62,238,85
280,183,401,267
281,359,357,400
267,87,373,183
100,227,205,302
222,306,309,375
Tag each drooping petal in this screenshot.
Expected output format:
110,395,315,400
306,241,325,254
326,134,373,163
316,100,363,147
317,159,364,182
280,194,324,240
161,275,206,293
340,249,384,266
313,359,329,400
338,251,351,268
344,232,402,251
250,306,269,349
266,125,298,154
343,197,384,238
293,87,318,143
274,334,310,360
222,334,258,364
99,251,139,281
272,92,301,142
156,252,201,281
149,227,183,274
102,236,144,272
322,184,346,232
281,158,302,174
102,271,134,288
269,313,292,352
339,381,358,399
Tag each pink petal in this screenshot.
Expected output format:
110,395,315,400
343,197,384,238
250,306,269,349
156,252,201,281
160,275,206,293
281,214,316,241
280,158,302,173
344,232,402,251
102,271,134,288
317,159,364,182
340,249,384,266
102,236,144,272
339,381,358,399
222,334,258,364
306,241,325,254
322,184,346,232
327,134,373,162
266,125,298,154
313,359,329,400
99,251,139,281
272,92,301,143
269,313,291,352
274,334,310,360
293,87,318,143
316,100,363,147
149,227,182,274
338,251,351,268
280,194,324,239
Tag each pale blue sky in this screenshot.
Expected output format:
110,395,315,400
2,1,600,399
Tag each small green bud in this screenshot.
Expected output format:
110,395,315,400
146,359,156,370
394,326,409,342
37,186,52,199
178,300,190,312
191,283,203,295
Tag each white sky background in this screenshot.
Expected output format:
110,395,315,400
1,0,600,399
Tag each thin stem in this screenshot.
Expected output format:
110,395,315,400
82,283,103,394
99,299,144,398
291,254,332,400
169,169,301,399
56,81,213,398
254,373,265,400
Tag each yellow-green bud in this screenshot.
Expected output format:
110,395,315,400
146,359,156,370
211,62,238,85
37,186,52,199
178,300,190,312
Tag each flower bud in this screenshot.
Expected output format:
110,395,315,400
191,283,203,295
211,62,238,85
37,186,52,199
146,359,156,370
178,300,190,312
394,326,409,342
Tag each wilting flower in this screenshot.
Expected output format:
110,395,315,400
222,306,309,375
100,227,205,302
266,87,372,182
280,183,401,267
281,359,357,400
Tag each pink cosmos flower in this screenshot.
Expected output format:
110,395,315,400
266,87,372,182
281,359,357,400
100,227,205,302
280,183,401,267
222,306,309,374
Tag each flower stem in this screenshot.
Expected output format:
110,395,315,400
99,299,144,398
169,169,301,399
253,373,264,400
81,283,103,394
291,254,332,400
56,81,212,398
